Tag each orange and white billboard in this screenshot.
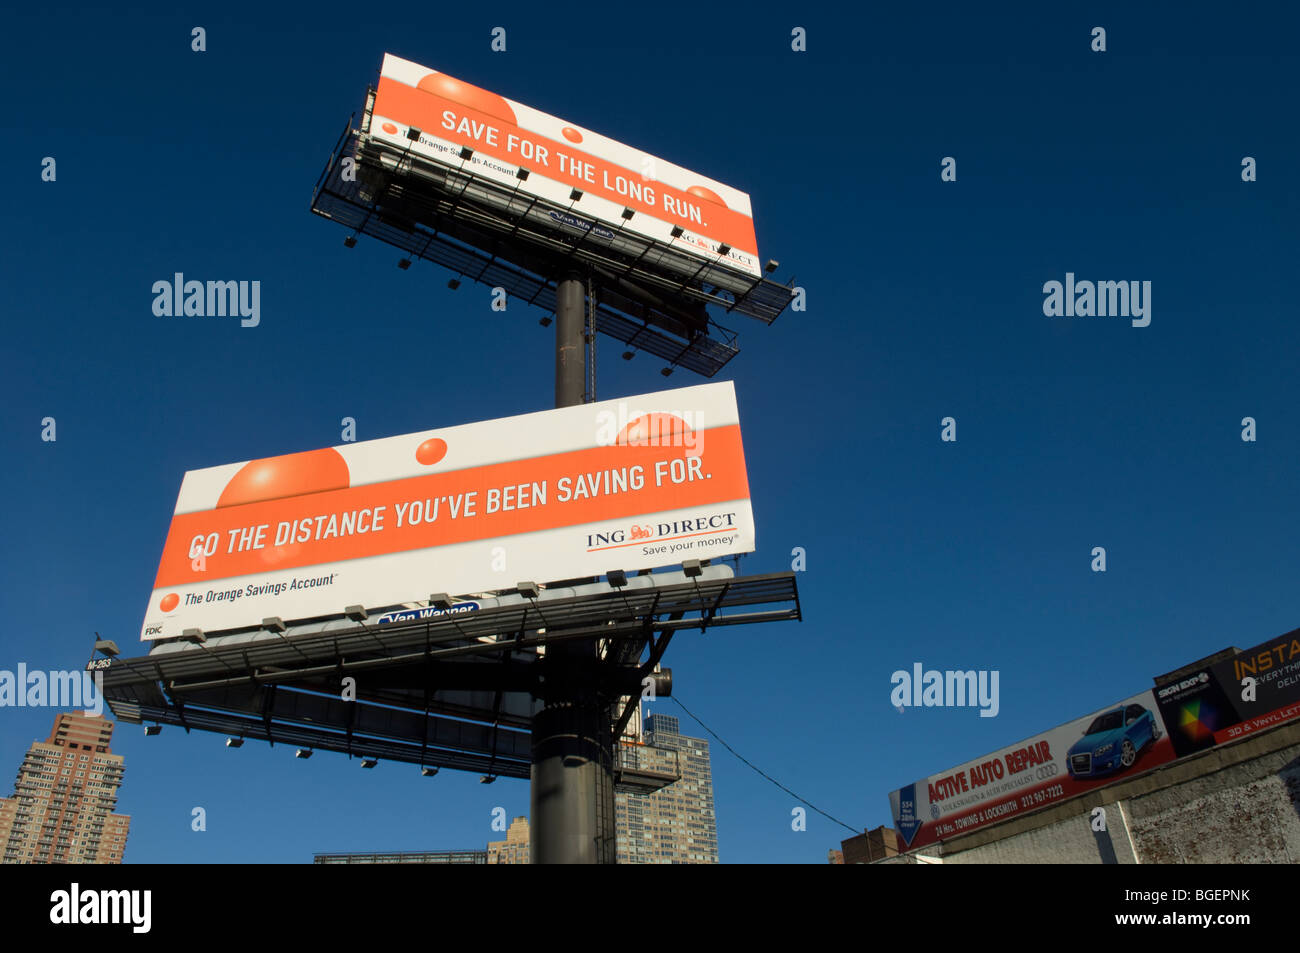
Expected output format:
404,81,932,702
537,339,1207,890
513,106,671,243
140,383,753,640
367,53,762,279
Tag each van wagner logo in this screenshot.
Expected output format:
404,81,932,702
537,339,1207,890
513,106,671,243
50,884,151,933
1042,273,1151,327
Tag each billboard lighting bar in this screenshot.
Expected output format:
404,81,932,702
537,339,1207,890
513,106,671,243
143,725,162,736
295,749,313,759
361,758,378,769
225,737,243,748
428,594,454,610
343,236,357,248
345,605,369,622
421,766,439,777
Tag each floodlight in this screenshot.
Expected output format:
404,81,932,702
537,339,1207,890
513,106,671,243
607,570,628,588
682,559,703,578
459,146,474,160
670,225,684,238
182,628,205,644
539,316,553,327
295,749,313,759
569,188,583,201
262,617,286,633
225,737,243,748
765,259,779,273
429,593,454,610
660,367,673,377
622,351,634,361
94,639,119,658
421,766,439,777
345,605,368,622
517,581,540,599
397,259,411,270
361,758,378,769
516,167,530,180
406,127,421,141
143,725,162,736
479,775,497,784
622,207,635,220
717,243,731,256
447,278,461,290
343,236,357,248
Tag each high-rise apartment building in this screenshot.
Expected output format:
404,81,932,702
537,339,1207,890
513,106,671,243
487,815,531,864
615,712,718,863
0,713,130,864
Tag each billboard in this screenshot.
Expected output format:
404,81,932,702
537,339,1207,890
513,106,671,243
141,382,753,641
367,53,762,279
1209,628,1300,743
889,691,1177,851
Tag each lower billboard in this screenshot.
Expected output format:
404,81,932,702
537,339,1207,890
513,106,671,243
140,382,753,640
889,691,1177,851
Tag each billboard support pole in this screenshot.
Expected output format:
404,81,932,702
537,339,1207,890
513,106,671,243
531,272,617,864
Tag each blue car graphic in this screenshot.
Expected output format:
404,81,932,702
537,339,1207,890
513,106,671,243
1066,704,1162,779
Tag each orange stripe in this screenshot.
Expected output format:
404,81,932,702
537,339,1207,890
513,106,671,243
373,77,759,256
154,427,749,587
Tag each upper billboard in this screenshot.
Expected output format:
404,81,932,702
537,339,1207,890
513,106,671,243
141,383,753,640
889,690,1178,851
367,54,762,279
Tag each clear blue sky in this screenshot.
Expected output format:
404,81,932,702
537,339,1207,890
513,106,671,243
2,2,1297,863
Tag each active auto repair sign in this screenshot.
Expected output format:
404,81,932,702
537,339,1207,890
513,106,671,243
141,383,753,640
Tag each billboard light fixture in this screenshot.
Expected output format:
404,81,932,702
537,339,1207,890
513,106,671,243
182,628,205,644
670,225,684,238
405,126,421,141
361,758,378,769
479,775,497,784
421,766,439,777
225,737,244,748
717,243,731,256
345,605,368,622
765,259,779,273
622,350,635,361
539,316,552,327
343,236,357,248
447,278,461,290
397,258,411,270
459,146,474,160
94,639,120,658
607,570,628,588
682,559,703,578
143,725,162,737
621,207,635,220
661,367,673,377
569,188,583,201
517,581,540,599
429,593,454,610
295,749,313,759
262,617,286,633
516,167,530,180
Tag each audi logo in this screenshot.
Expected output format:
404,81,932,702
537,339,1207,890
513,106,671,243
1035,764,1059,780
